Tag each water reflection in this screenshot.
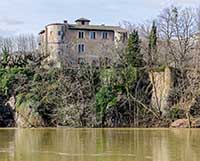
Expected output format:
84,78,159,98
0,129,15,161
0,129,200,161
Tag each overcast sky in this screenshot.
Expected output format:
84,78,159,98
0,0,199,36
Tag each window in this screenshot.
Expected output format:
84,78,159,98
78,44,85,53
78,31,84,39
90,31,96,39
58,31,61,36
101,32,108,39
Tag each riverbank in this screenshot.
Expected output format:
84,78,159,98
0,65,199,128
1,20,200,128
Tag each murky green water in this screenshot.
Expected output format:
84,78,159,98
0,128,200,161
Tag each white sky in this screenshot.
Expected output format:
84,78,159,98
0,0,199,36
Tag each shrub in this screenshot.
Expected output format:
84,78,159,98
95,86,118,125
0,67,34,95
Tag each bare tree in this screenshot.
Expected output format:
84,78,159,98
158,7,196,68
14,34,38,54
119,20,136,33
196,6,200,32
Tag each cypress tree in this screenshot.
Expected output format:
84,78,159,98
125,30,143,67
148,21,157,66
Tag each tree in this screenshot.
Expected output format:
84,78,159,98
157,7,175,66
158,6,196,68
196,6,200,32
125,30,143,67
1,46,9,67
148,21,158,66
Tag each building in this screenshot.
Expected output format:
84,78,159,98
39,18,127,67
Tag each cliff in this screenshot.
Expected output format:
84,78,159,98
149,67,175,115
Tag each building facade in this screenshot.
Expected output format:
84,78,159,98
39,18,127,67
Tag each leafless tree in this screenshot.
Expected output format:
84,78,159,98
119,20,136,33
158,7,196,68
14,34,38,54
196,6,200,32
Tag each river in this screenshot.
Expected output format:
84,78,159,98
0,128,200,161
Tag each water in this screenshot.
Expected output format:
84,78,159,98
0,128,200,161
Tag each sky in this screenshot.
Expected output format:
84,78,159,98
0,0,199,36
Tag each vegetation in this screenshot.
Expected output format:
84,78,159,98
1,5,200,128
125,30,143,67
1,47,9,68
148,21,158,66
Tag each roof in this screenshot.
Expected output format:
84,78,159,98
68,24,127,32
75,18,91,22
41,19,127,34
46,23,65,27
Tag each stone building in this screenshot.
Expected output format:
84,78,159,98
39,18,127,67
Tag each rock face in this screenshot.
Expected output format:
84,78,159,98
171,118,200,128
170,119,189,128
3,95,44,128
15,108,44,128
150,67,174,115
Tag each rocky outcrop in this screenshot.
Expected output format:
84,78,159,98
14,95,44,128
171,118,200,128
170,119,189,128
2,95,44,128
150,67,175,115
15,107,44,128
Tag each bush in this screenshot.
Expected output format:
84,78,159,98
95,86,118,125
0,67,34,95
